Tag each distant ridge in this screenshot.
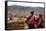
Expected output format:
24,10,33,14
8,5,44,11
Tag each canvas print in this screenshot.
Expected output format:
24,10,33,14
6,1,45,30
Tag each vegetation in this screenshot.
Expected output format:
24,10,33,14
7,22,25,30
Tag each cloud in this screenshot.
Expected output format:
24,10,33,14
8,2,44,8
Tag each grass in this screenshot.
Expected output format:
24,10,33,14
7,22,25,30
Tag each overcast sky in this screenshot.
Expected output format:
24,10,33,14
8,2,44,8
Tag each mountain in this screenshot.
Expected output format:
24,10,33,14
8,5,44,12
8,5,45,16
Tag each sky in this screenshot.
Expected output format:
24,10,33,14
7,0,45,2
8,2,44,8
